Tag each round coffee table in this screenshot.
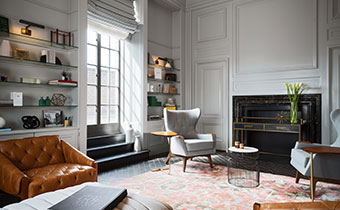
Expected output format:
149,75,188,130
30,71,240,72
228,146,260,188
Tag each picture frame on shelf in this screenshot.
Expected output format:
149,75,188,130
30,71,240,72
14,48,30,60
43,110,64,127
0,16,9,33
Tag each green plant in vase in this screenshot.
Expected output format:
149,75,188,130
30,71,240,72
284,82,307,124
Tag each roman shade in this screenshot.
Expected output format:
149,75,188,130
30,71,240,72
88,0,138,39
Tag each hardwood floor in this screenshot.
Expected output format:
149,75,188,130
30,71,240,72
0,151,295,207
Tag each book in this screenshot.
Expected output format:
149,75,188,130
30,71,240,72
48,80,77,84
49,185,127,210
0,128,11,132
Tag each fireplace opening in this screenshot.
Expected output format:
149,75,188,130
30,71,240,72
233,94,321,156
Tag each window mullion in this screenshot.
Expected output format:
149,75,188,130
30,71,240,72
97,33,101,125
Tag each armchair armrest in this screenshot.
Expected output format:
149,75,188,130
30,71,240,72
61,141,97,169
294,141,326,150
0,153,27,197
196,133,216,141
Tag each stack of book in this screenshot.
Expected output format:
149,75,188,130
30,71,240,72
48,80,77,86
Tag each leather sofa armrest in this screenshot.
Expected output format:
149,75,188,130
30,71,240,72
61,140,96,168
0,153,27,197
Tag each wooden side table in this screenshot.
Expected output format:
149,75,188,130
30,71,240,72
151,131,178,174
301,146,340,201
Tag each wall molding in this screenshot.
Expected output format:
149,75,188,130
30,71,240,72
328,0,340,23
24,0,71,14
197,9,227,43
233,0,318,76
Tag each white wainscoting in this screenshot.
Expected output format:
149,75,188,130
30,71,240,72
185,0,336,147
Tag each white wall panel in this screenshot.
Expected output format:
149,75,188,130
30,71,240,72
234,0,317,75
197,9,226,43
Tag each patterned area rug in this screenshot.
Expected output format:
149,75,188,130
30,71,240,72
113,161,340,210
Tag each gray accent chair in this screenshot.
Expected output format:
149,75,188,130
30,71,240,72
163,108,216,172
290,108,340,195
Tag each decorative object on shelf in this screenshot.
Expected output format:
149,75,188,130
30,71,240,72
148,53,155,65
40,54,62,65
148,96,162,106
63,116,72,127
39,97,46,106
154,68,162,79
156,57,167,66
163,83,170,93
41,50,56,64
169,87,177,94
21,115,40,129
165,73,176,81
0,74,8,82
43,110,63,127
20,77,41,84
19,19,45,36
166,59,174,69
50,29,73,46
149,84,155,92
61,70,71,81
0,40,12,57
0,116,6,128
125,123,134,143
148,115,161,121
10,92,23,106
165,98,175,107
0,100,13,106
0,16,9,33
45,96,51,106
276,111,289,124
14,48,29,60
284,82,307,124
51,93,67,106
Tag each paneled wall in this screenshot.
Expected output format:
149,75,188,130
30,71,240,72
185,0,340,147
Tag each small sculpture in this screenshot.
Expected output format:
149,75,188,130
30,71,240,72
51,93,67,106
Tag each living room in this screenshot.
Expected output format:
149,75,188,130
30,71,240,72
0,0,339,209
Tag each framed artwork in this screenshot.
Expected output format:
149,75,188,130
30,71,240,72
14,48,30,60
43,110,64,127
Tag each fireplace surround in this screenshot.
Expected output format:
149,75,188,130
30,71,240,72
233,94,321,156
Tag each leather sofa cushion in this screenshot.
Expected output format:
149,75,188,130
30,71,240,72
184,139,214,152
0,136,65,171
24,163,97,198
291,148,310,168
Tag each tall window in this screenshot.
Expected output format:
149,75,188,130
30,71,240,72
87,28,120,129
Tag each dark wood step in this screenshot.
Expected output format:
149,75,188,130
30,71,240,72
96,150,150,172
87,134,125,148
87,142,133,159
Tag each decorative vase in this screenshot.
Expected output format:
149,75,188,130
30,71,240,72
0,40,12,57
0,116,6,128
290,101,298,124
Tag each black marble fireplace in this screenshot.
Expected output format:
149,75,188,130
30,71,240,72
233,94,321,155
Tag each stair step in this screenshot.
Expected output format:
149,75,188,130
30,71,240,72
96,150,150,172
87,134,125,148
87,142,134,159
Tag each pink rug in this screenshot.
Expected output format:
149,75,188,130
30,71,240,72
113,161,340,210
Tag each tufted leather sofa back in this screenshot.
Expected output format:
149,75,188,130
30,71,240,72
0,135,65,171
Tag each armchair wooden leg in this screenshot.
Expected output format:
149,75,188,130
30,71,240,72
295,170,301,183
183,157,188,172
207,155,213,168
311,178,318,199
165,153,171,164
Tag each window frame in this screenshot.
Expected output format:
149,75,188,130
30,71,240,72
87,30,121,136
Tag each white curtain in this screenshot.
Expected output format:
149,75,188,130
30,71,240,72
88,0,138,39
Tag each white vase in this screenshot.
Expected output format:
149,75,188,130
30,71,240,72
0,116,6,128
125,124,134,143
0,40,12,57
134,135,142,152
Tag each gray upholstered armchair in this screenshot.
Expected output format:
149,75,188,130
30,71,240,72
164,108,216,172
290,109,340,194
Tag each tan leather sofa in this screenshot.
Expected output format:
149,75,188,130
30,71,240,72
254,201,340,210
0,135,97,199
